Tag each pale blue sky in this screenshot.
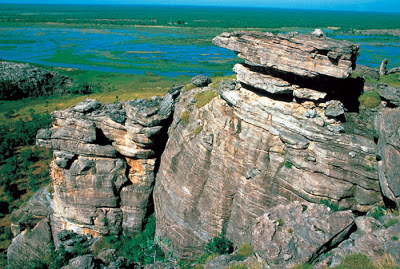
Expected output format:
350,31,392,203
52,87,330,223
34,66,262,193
2,0,400,13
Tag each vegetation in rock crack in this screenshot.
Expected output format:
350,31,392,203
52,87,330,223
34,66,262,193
234,243,254,259
334,253,376,269
370,205,386,220
194,90,217,108
385,218,399,228
276,218,285,226
320,198,342,212
180,110,190,125
284,160,293,169
205,233,234,255
184,83,197,92
334,253,399,269
194,125,203,135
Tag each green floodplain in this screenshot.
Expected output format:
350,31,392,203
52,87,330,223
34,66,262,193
1,4,400,267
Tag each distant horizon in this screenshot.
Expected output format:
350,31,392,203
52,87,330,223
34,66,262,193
2,0,400,14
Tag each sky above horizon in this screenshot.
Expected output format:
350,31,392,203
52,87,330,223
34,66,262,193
2,0,400,13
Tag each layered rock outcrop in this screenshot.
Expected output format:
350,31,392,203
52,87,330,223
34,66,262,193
212,31,359,79
9,30,400,268
154,31,382,260
34,88,180,238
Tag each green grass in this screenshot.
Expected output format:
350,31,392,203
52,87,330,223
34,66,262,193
2,4,400,30
385,218,399,228
236,243,253,258
380,74,400,87
334,253,375,269
359,90,381,109
194,90,217,108
0,67,191,124
292,263,313,269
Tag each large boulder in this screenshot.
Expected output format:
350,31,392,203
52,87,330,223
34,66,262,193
251,201,355,268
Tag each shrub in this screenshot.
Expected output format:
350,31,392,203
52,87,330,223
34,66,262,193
180,110,190,125
194,90,217,108
284,160,293,168
205,233,233,255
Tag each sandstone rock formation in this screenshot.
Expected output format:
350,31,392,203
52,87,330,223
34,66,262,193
10,30,400,268
34,88,180,238
212,31,359,79
0,61,74,100
7,219,53,269
153,31,385,261
375,108,400,208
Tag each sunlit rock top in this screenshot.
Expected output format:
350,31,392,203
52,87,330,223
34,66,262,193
212,30,359,79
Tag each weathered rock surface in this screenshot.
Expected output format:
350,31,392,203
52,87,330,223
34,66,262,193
388,66,400,74
0,60,74,100
380,58,388,76
212,31,359,78
353,64,380,80
154,82,381,259
61,255,98,269
35,89,180,237
7,219,53,269
251,201,355,268
191,74,212,87
375,108,400,208
233,63,293,95
318,209,400,267
9,186,53,237
378,85,400,107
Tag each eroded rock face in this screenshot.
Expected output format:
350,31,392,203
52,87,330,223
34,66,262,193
154,82,381,259
212,31,359,79
251,201,355,268
36,89,180,237
7,219,53,269
375,108,400,208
